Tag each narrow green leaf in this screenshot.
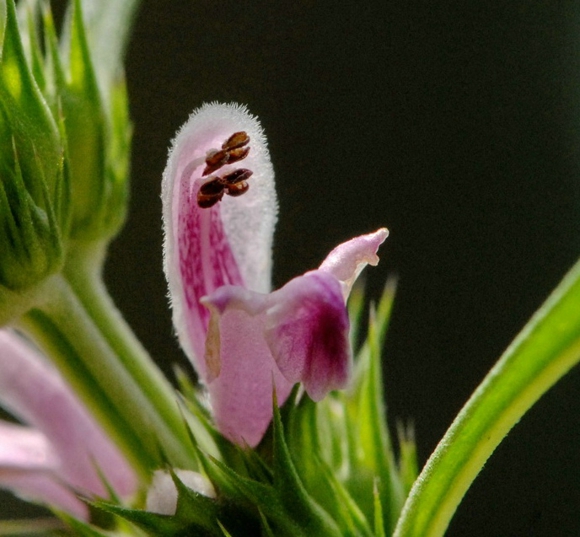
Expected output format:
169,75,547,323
373,481,386,537
0,1,6,48
316,458,375,537
217,520,235,537
396,422,418,497
271,395,342,537
345,291,403,534
394,257,580,537
347,279,366,351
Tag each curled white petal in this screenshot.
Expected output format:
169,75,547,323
162,102,278,377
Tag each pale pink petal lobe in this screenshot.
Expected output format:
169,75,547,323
319,228,389,299
0,422,56,470
0,471,89,519
202,288,293,447
0,421,88,517
0,331,137,504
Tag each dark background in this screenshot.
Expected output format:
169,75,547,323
4,1,580,535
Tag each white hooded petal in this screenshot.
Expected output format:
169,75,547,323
162,103,277,379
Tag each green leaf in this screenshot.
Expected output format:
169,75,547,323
271,395,342,537
373,481,386,537
394,257,580,537
347,279,366,351
314,458,375,537
345,281,404,534
396,422,418,497
0,1,6,48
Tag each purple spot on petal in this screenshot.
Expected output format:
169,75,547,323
266,272,351,401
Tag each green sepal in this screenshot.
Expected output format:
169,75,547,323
192,430,338,537
0,0,67,300
206,457,306,536
93,501,186,536
0,141,62,290
0,0,61,200
57,0,114,239
16,0,47,93
94,471,224,536
63,0,140,102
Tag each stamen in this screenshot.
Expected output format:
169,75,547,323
222,169,253,185
197,132,254,208
225,181,249,197
197,178,225,208
203,149,229,176
222,131,250,151
203,132,251,176
225,146,250,165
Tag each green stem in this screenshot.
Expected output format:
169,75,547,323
393,257,580,537
63,239,194,464
18,273,194,480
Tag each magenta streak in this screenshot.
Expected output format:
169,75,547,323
177,168,243,377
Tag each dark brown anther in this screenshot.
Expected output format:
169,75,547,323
197,178,225,208
223,168,253,185
222,131,250,151
225,181,249,197
226,146,250,164
203,149,229,176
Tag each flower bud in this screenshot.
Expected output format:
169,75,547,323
0,0,67,298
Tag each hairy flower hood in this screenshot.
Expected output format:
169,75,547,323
163,102,388,446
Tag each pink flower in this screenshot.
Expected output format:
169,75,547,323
162,102,388,447
0,330,137,519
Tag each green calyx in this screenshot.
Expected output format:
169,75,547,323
0,0,131,284
45,0,130,241
87,282,415,537
0,0,67,297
